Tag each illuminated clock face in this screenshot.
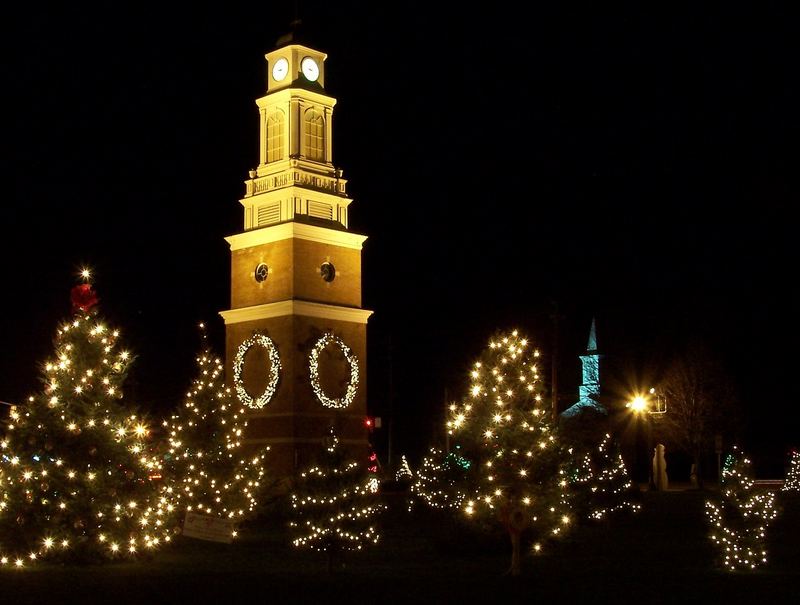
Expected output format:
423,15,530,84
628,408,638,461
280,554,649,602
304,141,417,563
272,57,289,82
301,57,319,82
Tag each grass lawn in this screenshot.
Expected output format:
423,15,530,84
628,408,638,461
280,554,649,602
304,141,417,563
1,489,797,604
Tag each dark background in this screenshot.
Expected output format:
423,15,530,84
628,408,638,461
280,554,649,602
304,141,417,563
0,2,795,475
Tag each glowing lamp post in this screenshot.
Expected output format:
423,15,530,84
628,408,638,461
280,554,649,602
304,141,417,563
626,393,655,489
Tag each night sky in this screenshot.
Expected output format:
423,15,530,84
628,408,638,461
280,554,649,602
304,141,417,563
1,2,795,474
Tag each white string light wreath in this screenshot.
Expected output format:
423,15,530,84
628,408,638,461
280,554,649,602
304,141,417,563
233,333,281,408
309,333,359,409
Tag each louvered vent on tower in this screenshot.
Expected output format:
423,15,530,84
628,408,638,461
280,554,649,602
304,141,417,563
308,200,333,221
257,203,281,226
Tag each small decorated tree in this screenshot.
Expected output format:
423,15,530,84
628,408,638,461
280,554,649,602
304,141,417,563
159,325,269,539
706,447,778,571
446,330,571,575
782,450,799,492
289,429,383,572
395,455,413,483
0,278,175,568
569,433,640,521
411,447,469,511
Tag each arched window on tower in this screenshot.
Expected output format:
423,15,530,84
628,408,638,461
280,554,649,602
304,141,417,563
266,111,284,163
304,109,324,161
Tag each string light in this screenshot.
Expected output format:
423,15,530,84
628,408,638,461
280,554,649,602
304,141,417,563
782,450,799,492
705,447,778,571
411,448,469,511
0,310,176,569
232,333,281,409
569,433,640,520
289,430,384,555
395,455,413,482
446,330,571,574
308,333,359,409
160,340,269,536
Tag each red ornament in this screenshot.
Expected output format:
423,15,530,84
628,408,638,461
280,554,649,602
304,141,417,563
71,284,99,314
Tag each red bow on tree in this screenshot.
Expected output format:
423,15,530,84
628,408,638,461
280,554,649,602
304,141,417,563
71,283,99,314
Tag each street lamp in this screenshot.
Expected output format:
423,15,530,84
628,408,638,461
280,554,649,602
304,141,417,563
626,393,655,490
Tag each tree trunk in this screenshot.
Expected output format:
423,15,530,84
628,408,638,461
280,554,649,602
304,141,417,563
509,530,521,576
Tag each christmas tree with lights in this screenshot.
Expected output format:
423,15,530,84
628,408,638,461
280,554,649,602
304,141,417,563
0,276,175,568
395,455,413,483
289,429,383,571
782,450,799,492
411,447,469,511
705,447,778,571
446,330,571,576
159,325,269,540
569,433,640,521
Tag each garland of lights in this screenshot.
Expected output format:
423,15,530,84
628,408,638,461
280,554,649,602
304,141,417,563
309,333,359,409
233,333,281,409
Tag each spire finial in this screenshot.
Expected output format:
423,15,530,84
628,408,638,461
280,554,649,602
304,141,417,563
587,317,597,352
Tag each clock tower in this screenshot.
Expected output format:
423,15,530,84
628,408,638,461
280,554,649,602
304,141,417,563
220,31,372,477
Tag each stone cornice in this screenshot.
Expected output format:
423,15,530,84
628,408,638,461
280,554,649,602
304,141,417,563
225,222,367,251
219,300,373,325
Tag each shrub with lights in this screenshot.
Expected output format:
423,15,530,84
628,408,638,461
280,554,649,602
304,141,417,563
289,429,384,571
783,450,799,492
411,447,470,511
446,330,571,576
0,280,176,568
159,326,269,539
569,433,640,521
705,447,778,571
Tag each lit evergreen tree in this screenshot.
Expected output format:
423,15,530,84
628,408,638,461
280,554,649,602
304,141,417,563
411,447,469,511
159,326,268,539
782,450,799,492
0,279,175,568
289,429,383,571
569,433,640,521
446,330,571,576
395,455,413,483
706,447,778,571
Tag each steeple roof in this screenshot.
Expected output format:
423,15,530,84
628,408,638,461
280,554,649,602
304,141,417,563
586,317,597,353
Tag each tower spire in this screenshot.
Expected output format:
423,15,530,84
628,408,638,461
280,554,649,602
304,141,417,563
587,317,597,352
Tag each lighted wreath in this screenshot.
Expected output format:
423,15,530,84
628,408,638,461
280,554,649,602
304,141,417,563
309,333,359,409
233,333,281,409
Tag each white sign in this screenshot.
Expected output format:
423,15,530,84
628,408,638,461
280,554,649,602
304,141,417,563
182,511,236,544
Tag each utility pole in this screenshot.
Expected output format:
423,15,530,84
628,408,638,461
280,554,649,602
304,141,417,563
444,387,450,454
386,334,394,468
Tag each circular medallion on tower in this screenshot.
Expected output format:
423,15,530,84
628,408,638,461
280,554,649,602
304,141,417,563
309,333,359,409
320,261,336,282
301,57,320,82
272,57,289,82
254,263,269,283
233,333,281,409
